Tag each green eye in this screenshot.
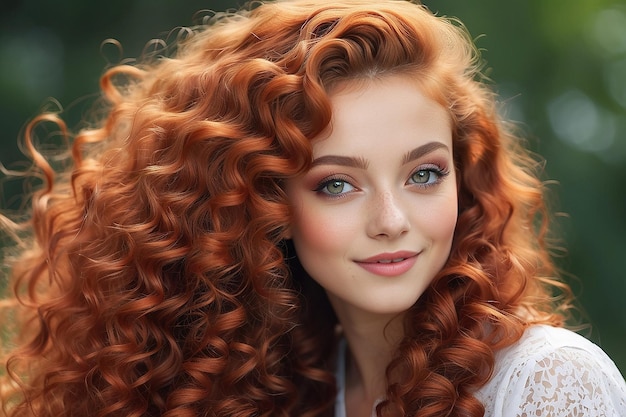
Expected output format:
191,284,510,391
411,170,433,184
316,178,355,196
409,167,449,187
325,180,346,194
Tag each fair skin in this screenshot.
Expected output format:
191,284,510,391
286,75,458,416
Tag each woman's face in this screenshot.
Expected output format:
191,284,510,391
285,75,458,322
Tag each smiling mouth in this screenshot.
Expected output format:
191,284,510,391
355,251,420,277
358,251,419,264
355,254,418,277
374,258,408,264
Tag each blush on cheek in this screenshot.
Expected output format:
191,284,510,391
296,210,348,249
443,206,459,235
425,199,458,236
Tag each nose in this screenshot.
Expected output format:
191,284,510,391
366,190,410,239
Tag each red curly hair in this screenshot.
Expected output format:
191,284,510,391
1,1,572,416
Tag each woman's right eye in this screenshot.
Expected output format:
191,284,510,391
315,179,355,196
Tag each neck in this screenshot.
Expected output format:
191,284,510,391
334,305,405,402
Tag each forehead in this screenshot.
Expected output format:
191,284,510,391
312,75,453,155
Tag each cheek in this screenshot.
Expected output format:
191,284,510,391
441,203,459,236
295,217,329,251
423,194,459,241
291,205,357,257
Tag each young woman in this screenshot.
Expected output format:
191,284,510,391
1,1,625,416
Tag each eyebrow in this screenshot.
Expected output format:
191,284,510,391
310,155,370,169
401,141,449,164
310,141,450,169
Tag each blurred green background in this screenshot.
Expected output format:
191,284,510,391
0,0,624,376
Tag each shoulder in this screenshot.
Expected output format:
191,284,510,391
475,325,626,417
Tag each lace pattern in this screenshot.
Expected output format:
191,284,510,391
475,325,626,416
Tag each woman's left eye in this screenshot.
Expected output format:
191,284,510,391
408,167,446,186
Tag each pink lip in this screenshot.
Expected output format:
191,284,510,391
355,251,419,277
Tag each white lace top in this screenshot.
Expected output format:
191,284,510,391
334,325,626,416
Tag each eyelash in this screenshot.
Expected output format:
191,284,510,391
408,164,450,187
314,165,450,197
314,174,354,197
